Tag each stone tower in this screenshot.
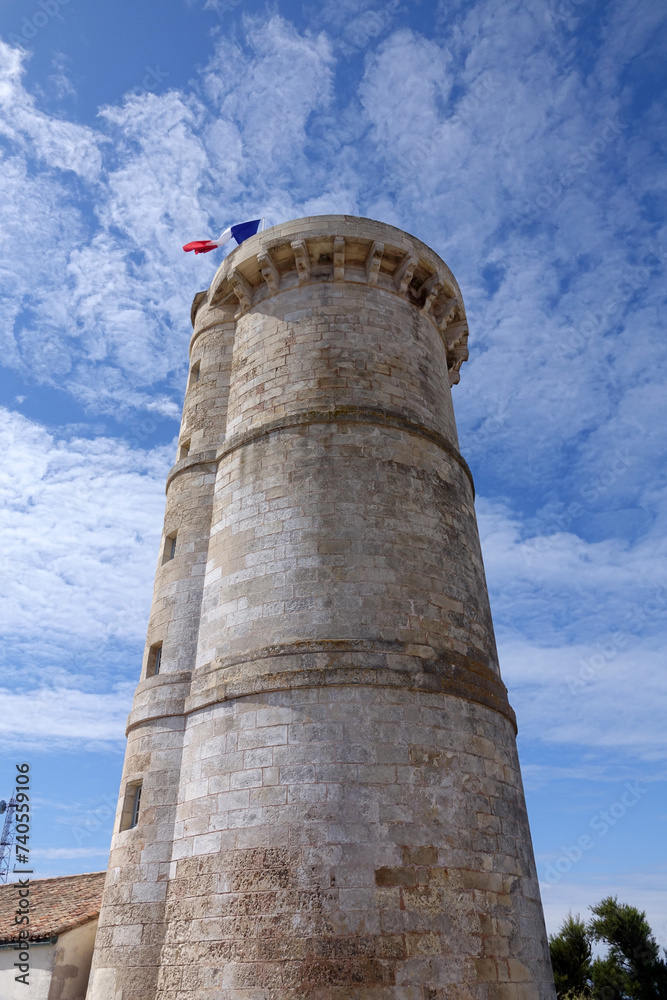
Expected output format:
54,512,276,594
88,216,555,1000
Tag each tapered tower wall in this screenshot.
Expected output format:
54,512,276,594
87,216,555,1000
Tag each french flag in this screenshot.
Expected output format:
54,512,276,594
183,218,263,254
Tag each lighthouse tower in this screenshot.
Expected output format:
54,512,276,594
87,217,555,1000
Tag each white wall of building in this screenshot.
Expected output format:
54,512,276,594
0,919,98,1000
0,940,55,1000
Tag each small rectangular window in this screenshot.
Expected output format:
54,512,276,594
147,643,162,677
163,533,177,564
130,785,142,828
119,782,142,832
189,361,200,387
178,439,190,461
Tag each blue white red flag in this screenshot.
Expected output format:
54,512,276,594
183,219,263,254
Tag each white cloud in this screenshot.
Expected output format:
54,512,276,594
0,150,85,373
469,494,667,766
503,640,667,759
312,0,403,59
478,498,667,605
359,29,453,189
0,408,169,682
31,847,109,859
204,17,334,169
47,52,76,102
0,40,102,181
0,683,134,751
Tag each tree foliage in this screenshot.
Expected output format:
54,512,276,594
549,914,592,996
549,897,667,1000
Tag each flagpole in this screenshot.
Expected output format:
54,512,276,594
261,217,265,232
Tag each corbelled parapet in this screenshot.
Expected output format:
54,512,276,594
193,216,469,386
87,216,555,1000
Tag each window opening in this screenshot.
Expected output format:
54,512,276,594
119,782,143,832
148,643,162,677
163,533,177,564
130,785,142,828
189,361,200,387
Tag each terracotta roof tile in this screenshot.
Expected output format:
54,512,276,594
0,871,106,942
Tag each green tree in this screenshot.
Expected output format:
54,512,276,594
549,898,667,999
549,913,593,997
589,896,667,1000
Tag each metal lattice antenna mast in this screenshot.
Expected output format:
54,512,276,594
0,798,17,884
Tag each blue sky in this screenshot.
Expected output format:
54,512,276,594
0,0,665,945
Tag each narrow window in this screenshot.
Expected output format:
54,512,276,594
119,782,142,832
189,361,200,387
147,643,162,677
178,439,190,461
130,785,142,828
163,532,177,564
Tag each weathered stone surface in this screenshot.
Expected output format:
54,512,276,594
87,216,555,1000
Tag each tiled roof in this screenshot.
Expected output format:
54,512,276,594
0,871,106,942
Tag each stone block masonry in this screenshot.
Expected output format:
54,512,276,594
86,216,555,1000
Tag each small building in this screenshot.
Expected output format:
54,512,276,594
0,871,106,1000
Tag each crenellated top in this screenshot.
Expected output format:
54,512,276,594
190,215,469,386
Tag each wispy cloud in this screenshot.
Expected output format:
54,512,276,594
0,408,170,745
0,40,102,179
0,684,134,750
0,409,169,644
31,847,109,859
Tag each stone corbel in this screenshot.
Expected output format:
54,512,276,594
190,290,208,327
420,273,443,315
366,242,384,286
393,254,417,294
291,240,311,283
447,344,469,386
333,236,345,281
441,318,468,351
258,250,280,293
436,297,459,330
229,270,253,317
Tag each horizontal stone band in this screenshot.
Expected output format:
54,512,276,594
165,454,217,492
126,641,515,734
166,407,474,495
